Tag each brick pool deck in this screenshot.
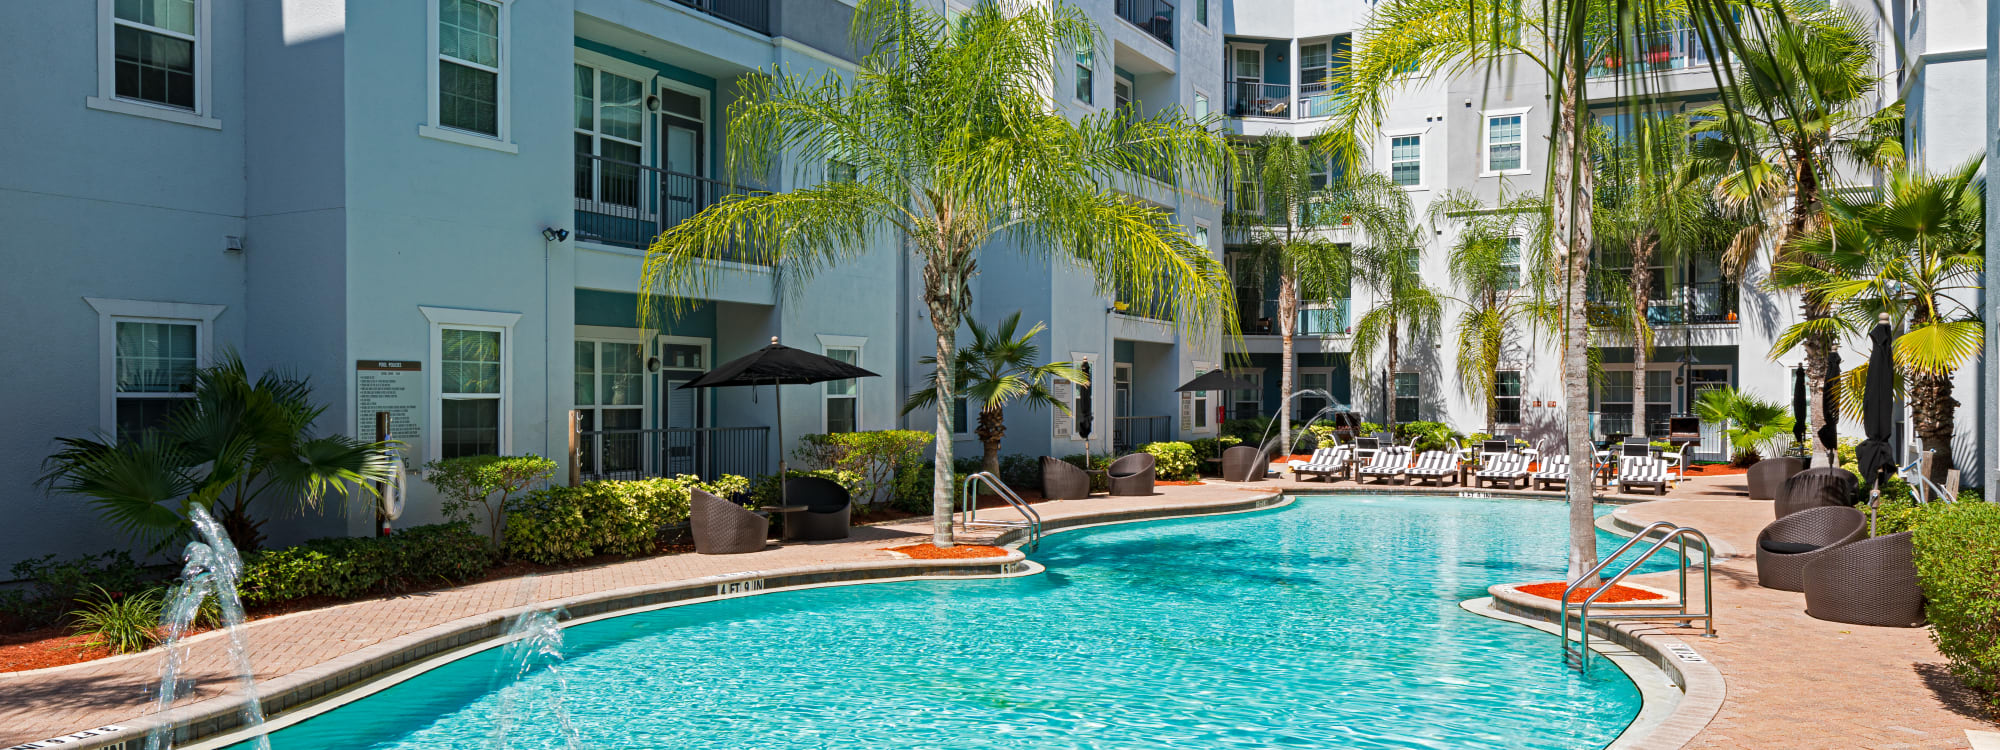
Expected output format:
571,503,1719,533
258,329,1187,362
2,469,1993,748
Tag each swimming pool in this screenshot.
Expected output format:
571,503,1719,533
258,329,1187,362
223,495,1672,749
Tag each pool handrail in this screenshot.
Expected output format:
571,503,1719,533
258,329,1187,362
959,472,1043,550
1559,522,1715,672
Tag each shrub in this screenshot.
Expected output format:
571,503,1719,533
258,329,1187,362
504,476,747,565
1392,421,1459,452
422,455,558,544
1358,421,1384,437
1059,453,1111,492
1139,441,1198,481
3,551,146,627
998,454,1042,489
1189,436,1243,465
794,430,932,506
749,468,862,507
68,586,162,654
1910,500,2000,717
237,522,491,606
1303,425,1337,449
1220,416,1276,444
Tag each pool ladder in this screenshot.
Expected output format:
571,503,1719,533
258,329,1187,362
958,472,1042,551
1560,521,1715,672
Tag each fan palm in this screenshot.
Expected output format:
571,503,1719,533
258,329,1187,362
640,1,1234,546
1694,387,1795,465
903,313,1087,477
1431,189,1560,435
1226,136,1417,452
40,352,395,551
1771,156,1985,483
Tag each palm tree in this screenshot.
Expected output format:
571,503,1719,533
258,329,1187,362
1772,156,1985,483
40,352,394,551
1348,221,1442,431
1431,189,1559,435
1684,5,1903,461
903,313,1087,477
1694,387,1795,466
641,1,1234,546
1226,136,1416,452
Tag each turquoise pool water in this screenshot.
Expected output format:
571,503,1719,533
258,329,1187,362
227,495,1671,749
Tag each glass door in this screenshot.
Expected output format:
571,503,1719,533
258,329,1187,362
657,339,708,476
1687,367,1732,460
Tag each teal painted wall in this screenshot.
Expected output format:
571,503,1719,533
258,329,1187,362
573,38,724,174
574,289,716,340
1114,340,1135,364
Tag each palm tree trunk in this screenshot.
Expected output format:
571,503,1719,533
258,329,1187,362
1631,236,1653,440
1278,272,1299,454
977,408,1005,477
1788,150,1837,462
923,234,964,548
1553,64,1599,584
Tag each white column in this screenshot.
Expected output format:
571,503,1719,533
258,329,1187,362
1288,38,1301,120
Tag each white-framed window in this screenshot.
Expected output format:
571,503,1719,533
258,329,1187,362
1593,368,1673,438
1494,370,1522,425
1300,41,1331,95
423,307,520,460
818,334,866,433
1483,107,1531,174
574,329,647,477
1308,156,1333,190
89,0,219,129
1114,73,1134,111
1229,369,1263,419
422,0,516,152
1191,223,1210,250
1188,361,1217,431
1499,236,1522,290
1231,46,1263,86
1196,0,1209,26
1075,44,1094,105
1193,91,1210,122
951,396,971,437
86,298,225,438
574,54,650,210
1393,371,1420,423
1389,133,1424,188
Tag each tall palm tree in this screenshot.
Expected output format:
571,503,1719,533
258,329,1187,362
40,352,395,551
641,1,1234,546
903,312,1086,477
1684,5,1903,461
1226,136,1416,452
1431,189,1559,435
1772,156,1985,483
1348,223,1442,431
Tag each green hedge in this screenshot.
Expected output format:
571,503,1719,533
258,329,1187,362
1140,441,1198,481
748,469,859,508
507,475,750,565
1188,436,1242,466
1911,500,2000,716
794,430,931,505
238,523,491,606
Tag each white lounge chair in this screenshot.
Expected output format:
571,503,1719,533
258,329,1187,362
1531,453,1571,490
1291,446,1354,482
1476,453,1531,489
1616,456,1672,495
1405,450,1460,486
1356,446,1412,485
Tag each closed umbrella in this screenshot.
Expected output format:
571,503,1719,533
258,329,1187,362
1792,366,1809,464
678,337,879,505
1855,315,1897,500
1075,361,1095,441
1817,350,1841,466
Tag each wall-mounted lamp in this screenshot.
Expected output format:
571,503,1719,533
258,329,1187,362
542,227,570,243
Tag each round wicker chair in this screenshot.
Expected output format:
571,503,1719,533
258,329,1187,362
689,489,769,554
1220,445,1267,482
1107,453,1157,496
1745,457,1805,500
1775,467,1859,518
1803,531,1925,628
1754,505,1867,591
783,476,852,541
1040,456,1091,500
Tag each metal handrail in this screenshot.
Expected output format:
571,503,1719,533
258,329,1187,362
958,472,1043,550
1560,524,1715,671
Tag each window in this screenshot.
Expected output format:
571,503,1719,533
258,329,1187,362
1232,47,1263,84
827,160,857,183
424,307,519,460
1229,370,1262,420
1308,157,1333,190
1593,369,1672,437
575,339,644,476
1191,223,1209,250
1390,135,1423,187
1114,74,1134,111
1191,387,1210,429
1486,112,1525,172
1394,372,1420,423
88,298,223,438
1300,41,1331,95
1494,370,1522,424
112,0,197,110
574,62,645,209
952,397,970,435
824,346,860,433
1499,236,1522,290
1075,45,1094,104
1197,0,1209,25
1193,91,1210,122
424,0,513,150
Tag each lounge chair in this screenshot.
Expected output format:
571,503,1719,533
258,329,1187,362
1802,531,1925,627
1615,456,1671,495
1475,453,1530,489
690,489,769,554
783,476,852,541
1405,450,1460,486
1775,467,1859,518
1040,456,1091,500
1291,446,1354,482
1108,453,1156,496
1221,445,1268,482
1531,453,1572,490
1356,446,1411,485
1754,505,1866,591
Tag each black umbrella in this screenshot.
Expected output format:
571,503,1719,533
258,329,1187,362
1075,361,1094,441
1817,350,1841,466
678,337,879,504
1792,366,1809,464
1174,370,1254,392
1855,315,1897,496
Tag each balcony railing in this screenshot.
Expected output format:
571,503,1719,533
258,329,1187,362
1588,280,1737,326
1587,27,1715,78
575,425,770,484
574,152,766,260
669,0,770,35
1115,0,1175,48
1113,415,1171,452
1237,298,1351,335
1226,80,1290,118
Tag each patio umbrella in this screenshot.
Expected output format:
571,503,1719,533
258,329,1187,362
1173,370,1254,392
677,337,879,505
1855,315,1897,496
1817,350,1841,466
1791,366,1809,465
1075,361,1094,441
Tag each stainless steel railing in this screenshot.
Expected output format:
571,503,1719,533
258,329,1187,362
958,471,1042,551
1560,522,1715,672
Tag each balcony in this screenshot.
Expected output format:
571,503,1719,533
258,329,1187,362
1587,280,1738,326
1226,81,1290,118
669,0,770,36
1115,0,1175,48
1587,27,1714,78
574,152,766,261
1238,298,1351,336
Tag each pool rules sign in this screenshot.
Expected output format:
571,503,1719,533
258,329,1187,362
356,360,422,458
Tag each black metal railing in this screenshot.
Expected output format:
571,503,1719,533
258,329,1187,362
1235,298,1350,335
574,152,766,259
1586,280,1738,327
670,0,770,35
1226,80,1290,118
576,426,770,483
1113,415,1171,452
1115,0,1175,47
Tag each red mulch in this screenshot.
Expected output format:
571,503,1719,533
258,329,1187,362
882,543,1010,559
1157,480,1205,486
1515,581,1667,604
1680,463,1748,476
0,628,114,672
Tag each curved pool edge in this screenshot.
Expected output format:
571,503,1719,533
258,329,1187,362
73,490,1290,750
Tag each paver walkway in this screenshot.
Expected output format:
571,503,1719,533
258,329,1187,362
3,470,1993,749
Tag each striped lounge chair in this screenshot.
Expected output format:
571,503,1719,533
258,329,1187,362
1616,456,1672,495
1475,453,1531,489
1291,446,1354,482
1405,450,1460,486
1356,446,1412,485
1531,453,1571,490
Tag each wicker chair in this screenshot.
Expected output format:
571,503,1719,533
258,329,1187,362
1107,453,1157,496
689,489,769,554
1040,456,1091,499
1745,457,1805,500
1775,467,1859,518
1802,531,1925,628
1221,445,1267,482
783,476,852,541
1754,505,1866,591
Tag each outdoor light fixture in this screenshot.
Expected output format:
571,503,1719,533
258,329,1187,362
542,227,570,242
